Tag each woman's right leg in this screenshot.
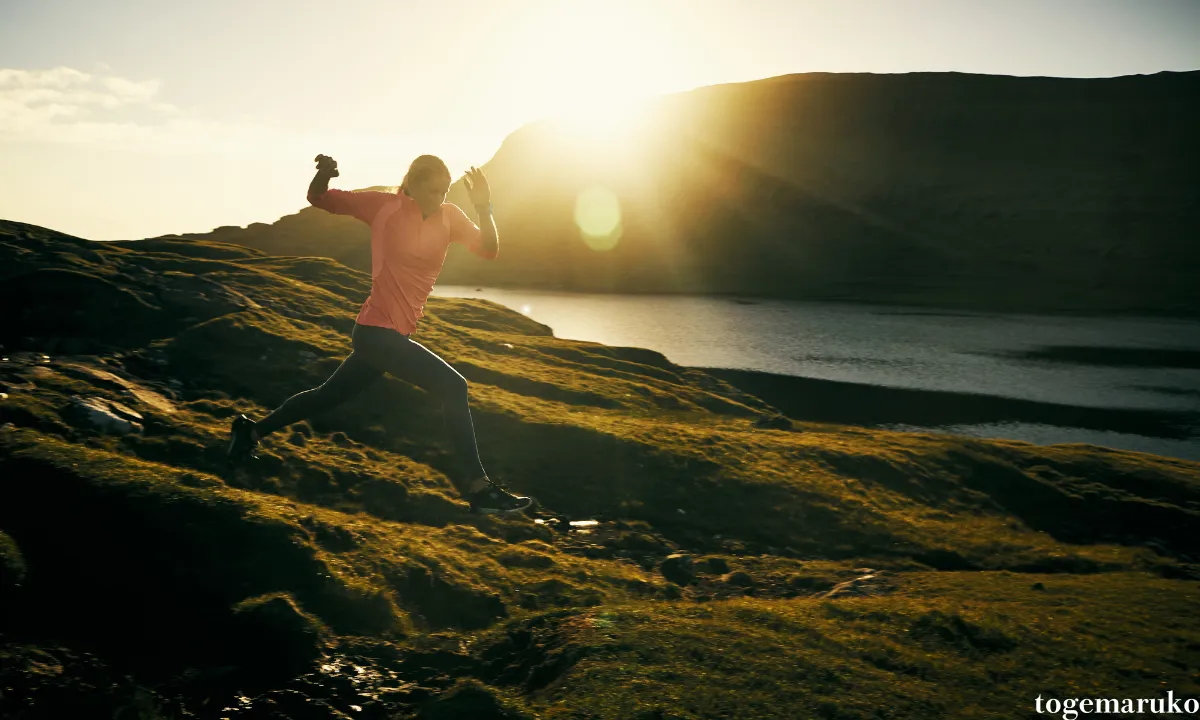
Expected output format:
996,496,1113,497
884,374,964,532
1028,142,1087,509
350,324,489,490
252,348,383,438
333,324,530,513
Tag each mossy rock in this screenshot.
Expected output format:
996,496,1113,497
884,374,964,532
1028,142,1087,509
229,592,327,675
386,563,507,630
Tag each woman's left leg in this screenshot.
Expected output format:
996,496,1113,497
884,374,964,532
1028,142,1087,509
227,343,382,467
252,349,383,439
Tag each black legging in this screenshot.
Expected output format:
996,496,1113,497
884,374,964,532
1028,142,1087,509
253,322,486,486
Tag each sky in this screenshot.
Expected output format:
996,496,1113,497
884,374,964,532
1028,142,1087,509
1,0,1198,240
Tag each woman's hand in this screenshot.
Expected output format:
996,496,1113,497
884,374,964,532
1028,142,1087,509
463,165,490,207
314,154,340,178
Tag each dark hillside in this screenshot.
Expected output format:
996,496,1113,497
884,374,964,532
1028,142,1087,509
165,70,1200,315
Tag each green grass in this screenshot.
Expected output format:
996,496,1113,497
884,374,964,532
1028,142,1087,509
1,222,1198,718
491,572,1200,719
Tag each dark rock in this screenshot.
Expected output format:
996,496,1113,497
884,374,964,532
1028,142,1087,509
65,396,144,435
915,548,977,570
580,545,615,560
723,570,755,588
0,530,26,591
786,574,835,593
700,557,730,574
659,553,694,586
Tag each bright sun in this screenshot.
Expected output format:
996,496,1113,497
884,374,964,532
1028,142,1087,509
504,1,684,138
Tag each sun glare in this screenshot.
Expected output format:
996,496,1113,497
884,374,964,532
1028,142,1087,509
574,185,623,251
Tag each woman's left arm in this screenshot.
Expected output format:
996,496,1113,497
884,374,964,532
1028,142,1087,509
455,165,498,260
475,203,498,259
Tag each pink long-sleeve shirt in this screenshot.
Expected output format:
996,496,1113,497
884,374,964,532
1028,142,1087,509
308,187,496,336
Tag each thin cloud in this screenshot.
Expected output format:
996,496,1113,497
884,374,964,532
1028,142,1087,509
0,66,280,154
101,76,162,104
0,66,470,169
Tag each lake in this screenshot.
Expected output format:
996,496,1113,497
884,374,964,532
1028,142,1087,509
430,285,1200,461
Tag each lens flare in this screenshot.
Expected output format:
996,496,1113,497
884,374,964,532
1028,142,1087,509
574,185,623,251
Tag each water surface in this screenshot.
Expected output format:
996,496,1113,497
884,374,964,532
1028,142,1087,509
432,285,1200,460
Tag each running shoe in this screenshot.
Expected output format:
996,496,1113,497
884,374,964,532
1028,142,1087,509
466,478,534,515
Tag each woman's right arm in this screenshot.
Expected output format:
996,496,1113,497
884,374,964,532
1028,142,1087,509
307,154,339,205
306,155,389,223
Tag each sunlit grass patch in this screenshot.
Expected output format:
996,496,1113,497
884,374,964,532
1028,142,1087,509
489,571,1200,719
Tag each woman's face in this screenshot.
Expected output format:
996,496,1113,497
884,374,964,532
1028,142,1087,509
410,173,451,211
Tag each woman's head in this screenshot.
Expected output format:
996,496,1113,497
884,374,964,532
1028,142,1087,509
401,154,452,211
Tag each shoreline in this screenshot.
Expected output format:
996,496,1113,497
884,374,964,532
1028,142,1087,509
695,366,1200,445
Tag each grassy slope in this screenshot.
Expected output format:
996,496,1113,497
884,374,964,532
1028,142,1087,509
1,219,1198,719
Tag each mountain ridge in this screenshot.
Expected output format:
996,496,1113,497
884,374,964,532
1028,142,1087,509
147,69,1199,316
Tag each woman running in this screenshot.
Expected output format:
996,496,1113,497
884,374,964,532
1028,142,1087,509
225,153,533,515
